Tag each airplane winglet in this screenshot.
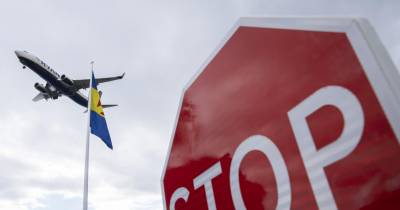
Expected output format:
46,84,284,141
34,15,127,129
119,72,125,79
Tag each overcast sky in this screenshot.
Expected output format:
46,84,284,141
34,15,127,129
0,0,399,210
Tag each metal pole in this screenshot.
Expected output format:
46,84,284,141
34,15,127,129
83,61,94,210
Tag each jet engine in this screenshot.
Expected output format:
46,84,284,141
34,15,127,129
61,75,74,86
34,83,47,93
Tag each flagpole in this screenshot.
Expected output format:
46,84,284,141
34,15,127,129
83,61,94,210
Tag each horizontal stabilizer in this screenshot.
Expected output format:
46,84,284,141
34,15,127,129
103,104,118,108
83,104,117,113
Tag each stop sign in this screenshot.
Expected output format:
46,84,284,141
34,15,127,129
162,18,400,210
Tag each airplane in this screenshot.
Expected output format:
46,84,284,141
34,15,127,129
15,50,124,108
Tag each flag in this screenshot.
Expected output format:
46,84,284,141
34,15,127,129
90,72,113,149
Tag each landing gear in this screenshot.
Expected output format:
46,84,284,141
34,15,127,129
22,66,26,69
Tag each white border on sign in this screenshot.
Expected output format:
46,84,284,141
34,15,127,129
345,20,400,140
160,17,400,210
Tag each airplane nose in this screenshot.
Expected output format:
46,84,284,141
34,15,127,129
15,50,23,57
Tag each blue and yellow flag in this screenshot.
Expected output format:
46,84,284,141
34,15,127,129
90,72,113,149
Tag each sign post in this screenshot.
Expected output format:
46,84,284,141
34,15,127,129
162,18,400,210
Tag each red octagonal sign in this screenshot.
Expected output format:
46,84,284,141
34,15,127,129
162,18,400,210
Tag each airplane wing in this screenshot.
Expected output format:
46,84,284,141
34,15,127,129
33,83,61,101
73,73,125,90
32,92,50,102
